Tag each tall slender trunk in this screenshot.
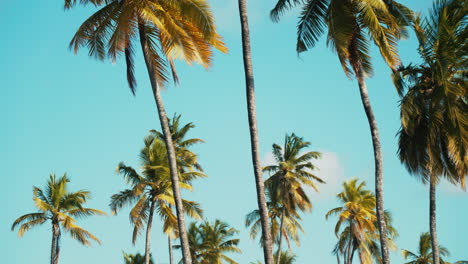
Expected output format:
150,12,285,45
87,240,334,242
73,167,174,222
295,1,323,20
237,1,274,264
168,235,174,264
138,22,192,264
145,200,156,264
275,209,285,264
356,69,390,264
51,222,60,264
429,178,440,264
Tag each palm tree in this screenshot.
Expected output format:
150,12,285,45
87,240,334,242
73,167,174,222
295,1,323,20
151,114,205,264
393,2,467,264
269,2,413,263
401,232,450,264
175,220,241,264
263,133,323,264
245,185,304,252
274,251,297,264
250,251,296,264
123,252,154,264
327,179,397,264
65,1,227,263
236,0,275,261
110,136,204,264
11,174,105,264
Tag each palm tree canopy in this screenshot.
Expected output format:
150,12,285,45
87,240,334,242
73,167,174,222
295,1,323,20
327,179,398,264
66,0,227,93
393,0,468,187
269,0,413,77
11,174,105,246
175,220,241,264
401,232,451,264
264,133,323,213
110,135,204,243
150,113,205,174
123,252,155,264
245,184,304,248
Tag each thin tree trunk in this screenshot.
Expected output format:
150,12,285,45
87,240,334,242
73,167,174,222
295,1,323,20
349,245,356,264
237,1,274,264
356,70,390,264
168,235,174,264
429,179,440,264
275,209,285,264
145,200,156,264
138,22,192,264
51,222,60,264
50,224,56,264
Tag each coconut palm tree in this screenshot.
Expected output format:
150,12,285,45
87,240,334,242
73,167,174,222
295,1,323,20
269,2,413,263
401,232,451,264
327,179,397,264
274,251,297,264
65,1,227,262
393,2,467,264
236,0,275,261
11,174,105,264
249,251,296,264
151,114,205,264
263,133,323,264
245,185,304,252
123,252,154,264
110,136,204,264
175,220,241,264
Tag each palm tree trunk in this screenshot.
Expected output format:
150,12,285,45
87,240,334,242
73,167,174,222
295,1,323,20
168,235,174,264
138,22,192,264
51,222,60,264
145,200,156,264
429,178,440,264
356,69,390,264
275,209,285,264
237,1,274,264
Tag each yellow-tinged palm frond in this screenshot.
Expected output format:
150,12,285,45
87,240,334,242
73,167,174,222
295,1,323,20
66,208,107,219
129,194,149,244
11,213,47,236
13,174,103,247
66,224,102,246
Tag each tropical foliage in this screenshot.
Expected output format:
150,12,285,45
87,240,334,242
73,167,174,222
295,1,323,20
401,232,450,264
123,252,154,264
110,132,204,263
175,220,241,264
262,133,323,263
11,174,105,264
245,184,304,249
326,179,398,264
269,1,414,262
66,0,227,263
393,1,468,263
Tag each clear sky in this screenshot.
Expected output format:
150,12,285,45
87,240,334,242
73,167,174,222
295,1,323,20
2,0,467,263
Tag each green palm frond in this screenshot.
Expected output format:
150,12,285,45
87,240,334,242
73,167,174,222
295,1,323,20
12,174,102,246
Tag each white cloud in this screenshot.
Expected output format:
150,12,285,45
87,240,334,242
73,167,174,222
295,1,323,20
262,151,345,200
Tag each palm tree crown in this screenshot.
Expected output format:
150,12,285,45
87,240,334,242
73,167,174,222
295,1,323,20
12,174,105,244
66,0,227,92
176,220,241,264
110,135,204,243
402,232,450,264
326,179,397,264
12,174,105,264
264,133,323,213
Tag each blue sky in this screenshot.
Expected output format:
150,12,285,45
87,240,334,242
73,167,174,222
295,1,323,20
2,0,467,263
